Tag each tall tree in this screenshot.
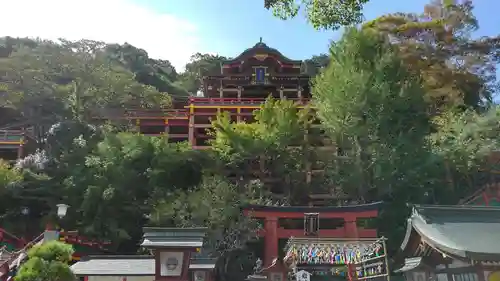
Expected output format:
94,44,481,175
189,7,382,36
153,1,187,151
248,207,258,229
302,54,330,76
363,0,500,112
151,175,266,281
104,43,190,96
430,106,500,203
0,39,171,144
209,98,328,204
313,27,438,248
175,53,229,94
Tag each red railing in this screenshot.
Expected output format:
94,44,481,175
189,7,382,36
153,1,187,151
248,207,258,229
125,109,188,118
0,233,44,280
188,97,310,104
0,229,25,249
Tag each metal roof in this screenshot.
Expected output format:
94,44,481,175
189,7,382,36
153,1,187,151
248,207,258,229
400,205,500,261
71,256,216,276
394,257,423,273
140,227,207,248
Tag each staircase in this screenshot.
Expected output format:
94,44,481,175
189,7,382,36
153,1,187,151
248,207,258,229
0,234,44,281
0,249,12,267
0,247,12,281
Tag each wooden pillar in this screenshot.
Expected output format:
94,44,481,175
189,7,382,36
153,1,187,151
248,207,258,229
17,140,24,159
345,215,358,281
164,119,169,141
136,119,141,134
18,131,25,159
219,87,224,98
237,86,242,101
188,104,195,147
344,215,358,238
264,217,278,266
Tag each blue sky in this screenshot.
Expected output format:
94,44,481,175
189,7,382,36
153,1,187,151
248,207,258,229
137,0,499,64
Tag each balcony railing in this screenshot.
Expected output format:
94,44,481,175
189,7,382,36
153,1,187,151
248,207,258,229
188,97,309,105
125,109,188,118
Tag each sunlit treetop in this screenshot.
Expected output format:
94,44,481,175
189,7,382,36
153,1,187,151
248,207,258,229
264,0,370,30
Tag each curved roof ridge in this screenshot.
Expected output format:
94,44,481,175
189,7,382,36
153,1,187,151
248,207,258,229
400,204,500,261
412,204,500,212
224,40,302,64
244,201,383,212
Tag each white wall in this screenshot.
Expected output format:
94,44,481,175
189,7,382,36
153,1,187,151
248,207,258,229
87,276,154,281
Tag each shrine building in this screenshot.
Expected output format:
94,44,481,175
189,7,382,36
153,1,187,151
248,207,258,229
394,205,500,281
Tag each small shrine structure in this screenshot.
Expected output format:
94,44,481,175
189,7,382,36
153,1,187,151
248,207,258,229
394,205,500,281
71,227,216,281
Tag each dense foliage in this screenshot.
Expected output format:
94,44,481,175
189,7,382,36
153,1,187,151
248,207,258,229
363,0,500,112
16,241,75,281
1,1,500,280
311,27,499,249
264,0,370,30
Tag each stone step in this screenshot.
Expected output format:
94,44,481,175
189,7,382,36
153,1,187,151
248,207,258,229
0,252,13,267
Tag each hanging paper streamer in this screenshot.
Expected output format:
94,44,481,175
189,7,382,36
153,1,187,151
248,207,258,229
297,262,385,278
284,242,384,265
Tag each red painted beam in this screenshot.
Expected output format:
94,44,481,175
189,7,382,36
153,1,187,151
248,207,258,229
140,120,166,126
245,210,378,219
256,228,377,238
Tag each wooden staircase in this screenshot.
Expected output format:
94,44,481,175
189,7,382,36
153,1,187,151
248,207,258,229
0,249,12,267
0,233,44,281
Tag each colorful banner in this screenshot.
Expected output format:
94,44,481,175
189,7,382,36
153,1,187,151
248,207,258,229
284,241,384,265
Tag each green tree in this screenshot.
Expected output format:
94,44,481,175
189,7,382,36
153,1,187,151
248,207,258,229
209,98,321,204
16,241,75,281
0,160,23,231
151,175,265,252
363,0,499,112
175,53,229,94
312,27,438,249
60,132,205,252
264,0,370,30
104,43,190,96
430,107,500,203
0,160,22,189
302,54,330,76
0,38,171,132
151,175,267,281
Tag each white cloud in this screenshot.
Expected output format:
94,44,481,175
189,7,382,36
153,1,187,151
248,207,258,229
0,0,200,71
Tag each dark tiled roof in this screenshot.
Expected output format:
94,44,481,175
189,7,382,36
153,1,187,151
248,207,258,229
71,255,216,276
400,205,500,261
